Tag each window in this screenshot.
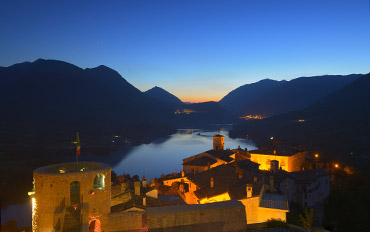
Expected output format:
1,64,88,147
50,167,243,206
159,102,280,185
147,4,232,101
94,173,105,190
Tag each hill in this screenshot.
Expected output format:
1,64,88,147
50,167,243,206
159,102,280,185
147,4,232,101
145,86,183,105
174,101,238,128
219,79,284,114
0,59,176,139
239,74,361,117
231,73,370,166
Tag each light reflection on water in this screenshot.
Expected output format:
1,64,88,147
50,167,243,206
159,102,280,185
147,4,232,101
112,128,256,179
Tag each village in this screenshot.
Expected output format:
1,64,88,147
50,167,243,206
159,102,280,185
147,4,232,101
28,133,332,232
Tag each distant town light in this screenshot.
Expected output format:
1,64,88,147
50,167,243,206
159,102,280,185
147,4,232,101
315,154,319,158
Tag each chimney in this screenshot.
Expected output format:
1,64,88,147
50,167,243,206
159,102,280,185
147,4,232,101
142,176,147,188
270,160,279,173
246,184,253,198
269,176,275,193
210,177,214,188
179,183,185,193
134,181,141,195
273,150,277,155
238,169,244,179
120,182,127,193
143,197,146,206
181,171,185,177
149,179,155,187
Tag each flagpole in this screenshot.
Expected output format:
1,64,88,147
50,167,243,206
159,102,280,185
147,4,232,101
76,131,80,171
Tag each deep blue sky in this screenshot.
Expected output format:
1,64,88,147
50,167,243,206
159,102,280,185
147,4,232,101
1,0,369,102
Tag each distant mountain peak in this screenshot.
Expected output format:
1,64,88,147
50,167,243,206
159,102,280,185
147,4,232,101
145,86,183,105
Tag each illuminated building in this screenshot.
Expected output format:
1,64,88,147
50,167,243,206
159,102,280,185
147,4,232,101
31,162,247,232
249,148,307,172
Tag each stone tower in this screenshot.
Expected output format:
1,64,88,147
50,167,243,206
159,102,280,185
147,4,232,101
213,134,224,150
30,162,111,232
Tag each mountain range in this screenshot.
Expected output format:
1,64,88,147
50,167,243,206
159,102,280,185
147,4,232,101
230,73,370,167
220,74,362,117
0,59,236,142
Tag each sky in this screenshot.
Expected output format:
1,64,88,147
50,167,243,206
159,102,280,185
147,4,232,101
1,0,370,102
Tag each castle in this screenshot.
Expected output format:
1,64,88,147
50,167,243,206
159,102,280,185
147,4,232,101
30,161,247,232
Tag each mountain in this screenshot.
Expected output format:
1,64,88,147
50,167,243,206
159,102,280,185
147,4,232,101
219,79,284,114
145,86,183,105
0,59,176,137
230,73,370,164
174,101,237,128
239,74,362,117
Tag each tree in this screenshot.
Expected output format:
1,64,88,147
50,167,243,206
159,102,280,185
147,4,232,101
299,208,314,231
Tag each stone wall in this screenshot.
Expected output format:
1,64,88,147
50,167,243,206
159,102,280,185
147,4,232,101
108,211,146,232
146,200,247,232
32,162,111,232
288,151,307,172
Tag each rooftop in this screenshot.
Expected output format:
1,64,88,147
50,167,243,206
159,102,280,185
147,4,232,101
34,162,110,174
146,200,243,215
183,156,217,166
203,149,235,162
290,169,329,182
187,160,262,199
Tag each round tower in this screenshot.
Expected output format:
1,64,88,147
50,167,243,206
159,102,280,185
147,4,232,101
30,162,111,232
213,134,224,150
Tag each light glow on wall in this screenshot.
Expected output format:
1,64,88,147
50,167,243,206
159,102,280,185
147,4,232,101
32,197,37,232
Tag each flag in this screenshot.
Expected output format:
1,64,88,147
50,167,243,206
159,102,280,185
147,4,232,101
76,132,81,155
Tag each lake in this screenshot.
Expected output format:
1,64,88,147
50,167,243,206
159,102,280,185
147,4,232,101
1,127,256,227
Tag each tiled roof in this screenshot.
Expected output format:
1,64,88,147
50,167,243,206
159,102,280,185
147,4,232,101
183,156,217,166
111,192,177,213
204,149,235,162
290,169,329,182
250,145,305,157
187,160,262,199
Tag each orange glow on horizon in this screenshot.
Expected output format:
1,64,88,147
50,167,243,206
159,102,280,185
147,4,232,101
180,97,221,103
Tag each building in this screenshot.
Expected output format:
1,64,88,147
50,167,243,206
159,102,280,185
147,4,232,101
249,147,307,172
182,134,249,174
30,162,248,232
290,169,330,208
178,160,289,224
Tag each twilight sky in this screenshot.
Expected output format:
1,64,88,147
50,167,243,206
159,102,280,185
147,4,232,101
1,0,370,102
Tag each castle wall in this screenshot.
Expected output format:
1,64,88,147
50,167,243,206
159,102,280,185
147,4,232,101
108,211,146,232
288,151,306,172
240,197,260,224
32,162,111,232
146,200,247,232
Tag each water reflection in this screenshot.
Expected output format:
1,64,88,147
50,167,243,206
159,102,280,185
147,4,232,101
112,128,256,179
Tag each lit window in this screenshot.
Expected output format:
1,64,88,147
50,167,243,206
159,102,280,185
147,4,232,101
94,173,105,190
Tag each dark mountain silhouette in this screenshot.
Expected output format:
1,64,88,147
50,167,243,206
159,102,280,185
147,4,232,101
231,73,370,163
0,59,176,138
219,79,284,114
145,86,183,105
174,101,237,128
239,74,362,117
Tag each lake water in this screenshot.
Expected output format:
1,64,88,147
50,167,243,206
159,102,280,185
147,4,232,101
1,127,256,227
111,128,256,179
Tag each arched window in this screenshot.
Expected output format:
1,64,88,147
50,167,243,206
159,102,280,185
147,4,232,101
89,219,101,232
70,181,80,205
93,174,105,190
